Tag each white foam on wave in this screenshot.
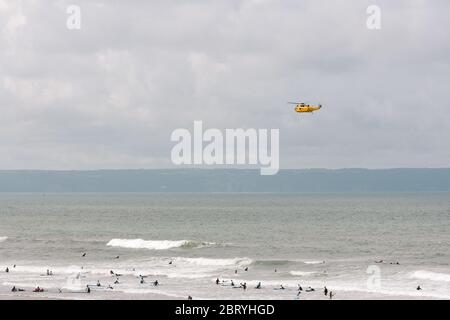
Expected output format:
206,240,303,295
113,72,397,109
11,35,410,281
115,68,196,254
410,270,450,282
303,260,325,265
326,283,450,300
107,239,190,250
122,289,186,299
9,265,87,275
0,236,7,242
289,271,319,276
177,257,252,267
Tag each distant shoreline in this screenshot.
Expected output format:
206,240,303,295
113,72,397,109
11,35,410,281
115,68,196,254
0,168,449,193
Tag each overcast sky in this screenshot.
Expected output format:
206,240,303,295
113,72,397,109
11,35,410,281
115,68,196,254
1,0,449,170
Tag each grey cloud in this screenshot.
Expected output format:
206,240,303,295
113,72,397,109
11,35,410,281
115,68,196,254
0,0,449,169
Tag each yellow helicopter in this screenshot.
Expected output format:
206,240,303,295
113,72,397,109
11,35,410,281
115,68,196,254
288,101,322,113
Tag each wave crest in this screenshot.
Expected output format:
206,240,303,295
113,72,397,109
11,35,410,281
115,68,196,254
106,239,216,250
289,270,319,276
410,270,450,282
0,236,7,242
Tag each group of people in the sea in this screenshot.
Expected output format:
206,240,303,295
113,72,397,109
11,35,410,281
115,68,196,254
3,256,162,295
3,256,425,299
214,275,336,299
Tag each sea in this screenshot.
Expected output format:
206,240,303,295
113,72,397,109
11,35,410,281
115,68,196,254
0,193,449,300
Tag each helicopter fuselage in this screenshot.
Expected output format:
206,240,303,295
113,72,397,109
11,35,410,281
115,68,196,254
294,104,322,113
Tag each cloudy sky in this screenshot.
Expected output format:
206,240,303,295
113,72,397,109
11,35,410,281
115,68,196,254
1,0,449,170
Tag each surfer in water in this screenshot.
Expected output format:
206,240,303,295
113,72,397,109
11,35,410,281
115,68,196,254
153,280,159,286
216,278,220,285
324,286,328,296
255,282,262,289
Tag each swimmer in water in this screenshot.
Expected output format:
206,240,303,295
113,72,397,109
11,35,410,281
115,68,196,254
324,286,328,296
255,282,261,289
216,278,220,285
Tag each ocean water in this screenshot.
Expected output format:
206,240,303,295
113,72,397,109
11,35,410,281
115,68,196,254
0,193,449,300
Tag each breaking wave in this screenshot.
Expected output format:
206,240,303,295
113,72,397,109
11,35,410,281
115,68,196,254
289,270,320,276
410,270,450,282
0,236,7,242
303,260,325,265
177,257,252,267
106,239,217,250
